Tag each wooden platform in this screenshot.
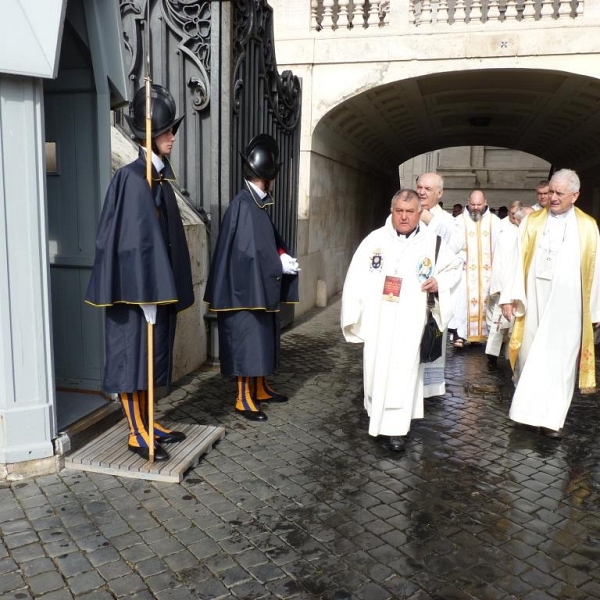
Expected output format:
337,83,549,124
64,421,225,483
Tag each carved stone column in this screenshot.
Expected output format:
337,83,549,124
454,0,467,23
437,0,449,24
470,0,483,22
338,0,350,28
505,1,519,19
557,0,570,17
368,0,381,27
420,0,432,24
541,0,555,18
322,0,335,29
522,0,537,19
353,0,365,28
487,0,501,21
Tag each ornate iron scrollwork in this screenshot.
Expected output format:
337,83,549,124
187,76,209,111
119,0,210,111
232,0,301,131
119,0,146,94
161,0,211,111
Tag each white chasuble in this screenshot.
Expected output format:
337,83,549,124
341,217,462,438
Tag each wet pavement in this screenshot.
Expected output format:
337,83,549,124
1,296,599,600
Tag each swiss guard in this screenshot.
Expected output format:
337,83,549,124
85,85,194,461
204,134,300,421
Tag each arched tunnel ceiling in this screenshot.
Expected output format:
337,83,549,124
318,69,600,179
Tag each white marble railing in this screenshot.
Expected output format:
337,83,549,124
311,1,390,30
411,0,583,25
311,0,583,30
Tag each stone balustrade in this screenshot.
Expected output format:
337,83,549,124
311,0,390,29
311,0,583,30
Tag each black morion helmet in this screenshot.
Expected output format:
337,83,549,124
241,134,281,181
124,84,184,140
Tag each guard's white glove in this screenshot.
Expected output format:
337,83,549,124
280,253,300,275
140,304,157,324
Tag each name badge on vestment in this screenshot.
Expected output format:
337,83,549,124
382,276,402,302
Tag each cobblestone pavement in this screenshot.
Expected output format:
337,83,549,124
1,297,600,600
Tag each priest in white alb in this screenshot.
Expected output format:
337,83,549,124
341,189,462,453
484,203,534,365
500,169,600,439
416,173,463,397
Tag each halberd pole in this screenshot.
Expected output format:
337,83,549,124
144,4,155,464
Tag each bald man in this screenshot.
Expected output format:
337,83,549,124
449,189,501,347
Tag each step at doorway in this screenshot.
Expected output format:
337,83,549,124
56,390,109,431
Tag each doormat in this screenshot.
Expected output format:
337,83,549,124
63,420,225,483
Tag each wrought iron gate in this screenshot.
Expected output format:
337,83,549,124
117,0,301,252
231,0,301,253
119,0,211,222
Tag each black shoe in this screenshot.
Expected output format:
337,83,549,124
235,408,268,421
453,337,467,348
486,354,498,367
541,427,564,439
386,436,405,452
128,443,170,461
157,430,186,444
258,393,289,403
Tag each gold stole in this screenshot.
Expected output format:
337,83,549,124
509,207,597,393
463,212,494,342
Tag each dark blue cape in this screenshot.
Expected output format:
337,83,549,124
204,188,298,310
86,156,193,311
204,187,298,376
85,154,193,392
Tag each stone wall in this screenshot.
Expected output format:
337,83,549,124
172,210,209,383
295,130,396,316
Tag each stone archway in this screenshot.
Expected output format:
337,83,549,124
295,67,600,314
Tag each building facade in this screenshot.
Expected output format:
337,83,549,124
271,0,600,314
